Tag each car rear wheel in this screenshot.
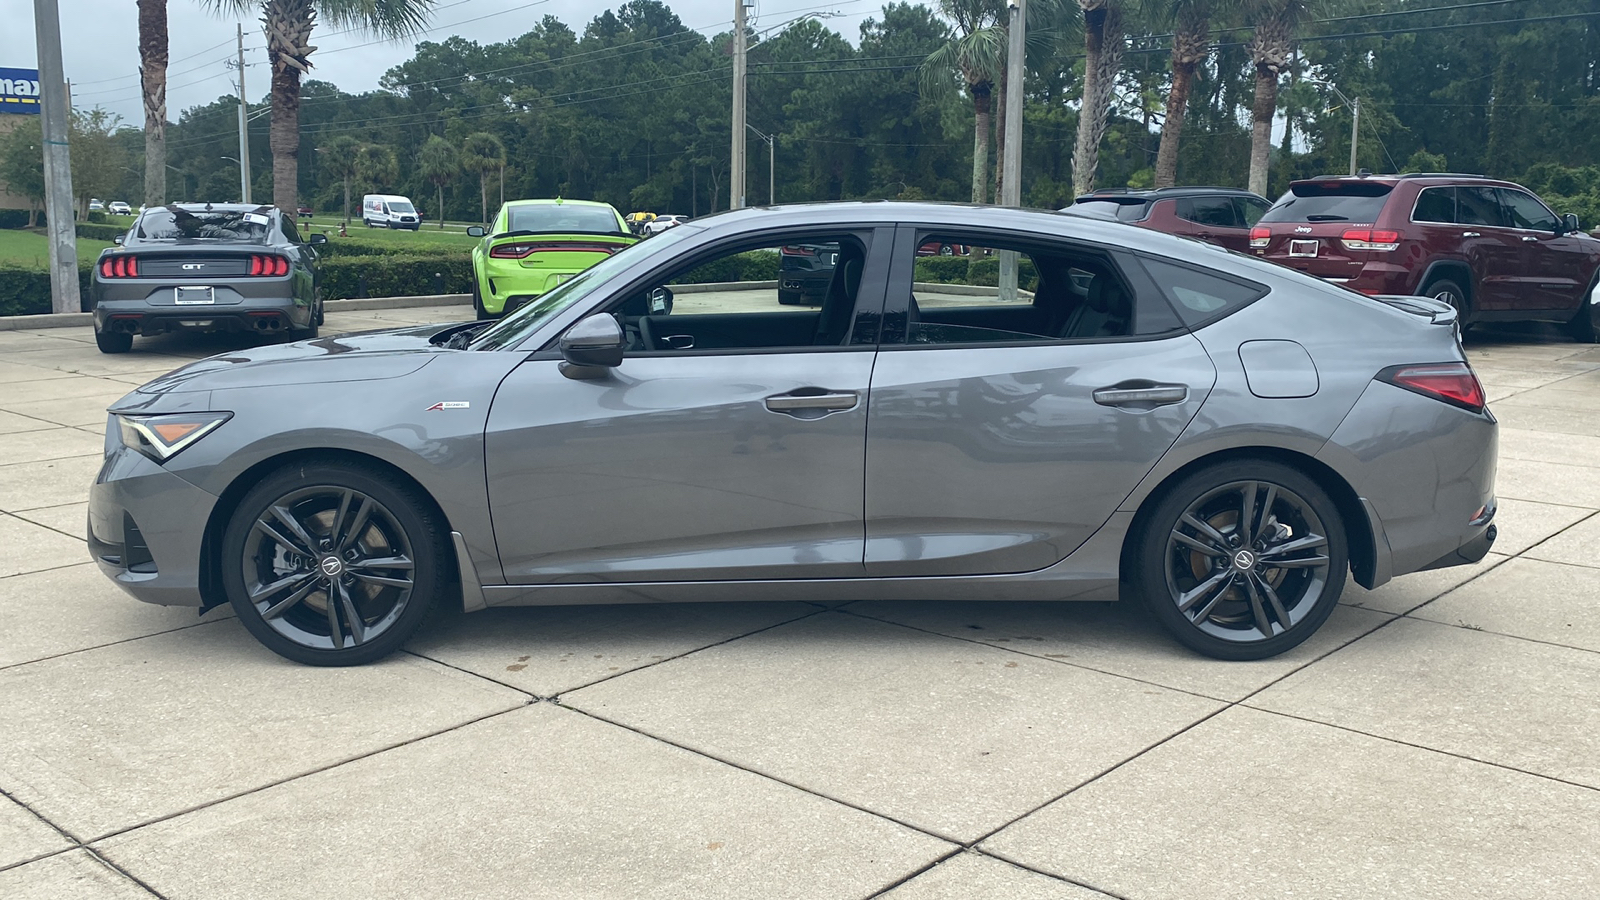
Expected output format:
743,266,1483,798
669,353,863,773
1422,277,1471,332
1566,275,1600,343
221,460,450,666
472,278,494,321
95,329,133,354
1131,460,1347,661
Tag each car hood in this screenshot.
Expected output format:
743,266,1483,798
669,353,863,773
133,323,463,395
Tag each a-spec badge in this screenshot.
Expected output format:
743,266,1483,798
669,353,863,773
425,401,470,411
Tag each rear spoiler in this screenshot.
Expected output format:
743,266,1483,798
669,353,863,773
1371,294,1458,329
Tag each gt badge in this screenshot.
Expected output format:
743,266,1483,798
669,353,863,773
425,401,470,411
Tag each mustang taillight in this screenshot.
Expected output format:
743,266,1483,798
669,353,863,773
1340,228,1402,251
1377,362,1486,413
248,254,289,276
1249,227,1270,250
100,255,139,278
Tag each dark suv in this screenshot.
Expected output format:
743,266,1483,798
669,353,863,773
1253,174,1600,339
1069,187,1272,253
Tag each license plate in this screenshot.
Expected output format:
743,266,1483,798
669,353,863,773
1288,240,1319,258
174,286,215,305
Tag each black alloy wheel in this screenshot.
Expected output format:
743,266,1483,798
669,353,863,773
222,461,448,665
1133,461,1347,660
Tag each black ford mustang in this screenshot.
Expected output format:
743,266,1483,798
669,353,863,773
90,204,327,353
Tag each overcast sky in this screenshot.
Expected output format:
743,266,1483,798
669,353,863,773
2,0,881,126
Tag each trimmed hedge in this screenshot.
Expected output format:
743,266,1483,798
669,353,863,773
316,252,474,300
0,209,39,229
677,250,780,285
75,222,128,242
0,261,95,317
962,256,1039,292
912,256,969,284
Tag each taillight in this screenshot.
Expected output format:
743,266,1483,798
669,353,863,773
1340,228,1401,251
781,245,816,257
490,243,620,259
1377,362,1486,413
100,256,138,278
249,254,289,276
1249,227,1270,250
490,244,536,259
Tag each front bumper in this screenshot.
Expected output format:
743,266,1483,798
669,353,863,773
88,445,220,607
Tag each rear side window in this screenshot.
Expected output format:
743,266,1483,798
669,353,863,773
1412,187,1455,224
1176,196,1241,229
1260,182,1393,224
1236,197,1270,227
1456,186,1508,228
1137,257,1268,328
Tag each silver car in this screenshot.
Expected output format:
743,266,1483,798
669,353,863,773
89,202,1497,666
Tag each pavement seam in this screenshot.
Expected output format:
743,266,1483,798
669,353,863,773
79,846,172,900
83,700,537,847
0,784,79,873
0,616,233,673
856,847,966,899
1400,509,1600,624
2,508,87,544
968,849,1131,899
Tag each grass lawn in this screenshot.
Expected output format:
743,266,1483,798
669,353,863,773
0,229,116,269
297,215,479,249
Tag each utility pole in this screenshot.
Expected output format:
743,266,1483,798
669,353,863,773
748,124,774,205
1349,96,1360,176
237,23,252,203
997,0,1025,303
33,0,80,315
730,0,747,210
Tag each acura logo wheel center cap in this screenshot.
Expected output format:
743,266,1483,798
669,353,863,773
1232,549,1257,571
319,556,345,578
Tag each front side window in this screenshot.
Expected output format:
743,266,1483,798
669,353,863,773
1412,187,1455,224
1176,196,1242,229
1498,189,1559,231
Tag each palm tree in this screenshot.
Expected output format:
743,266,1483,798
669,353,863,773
1246,0,1312,195
460,132,506,225
416,135,457,230
354,143,398,196
138,0,168,208
319,134,359,225
1153,0,1232,188
920,0,1006,204
203,0,435,215
1072,0,1127,196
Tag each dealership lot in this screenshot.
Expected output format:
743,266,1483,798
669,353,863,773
1,306,1598,899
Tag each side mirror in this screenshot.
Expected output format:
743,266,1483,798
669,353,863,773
558,313,624,378
113,234,123,245
308,233,328,245
1561,213,1581,235
648,286,674,315
466,225,487,238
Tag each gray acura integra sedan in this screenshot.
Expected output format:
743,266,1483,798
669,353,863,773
89,202,1497,666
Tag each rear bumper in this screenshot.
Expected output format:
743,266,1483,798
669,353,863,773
88,445,218,607
94,295,307,336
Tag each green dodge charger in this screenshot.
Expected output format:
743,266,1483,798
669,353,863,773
468,199,637,319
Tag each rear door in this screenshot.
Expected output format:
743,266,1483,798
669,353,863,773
1498,187,1590,314
1174,195,1249,252
1455,186,1524,310
862,225,1217,577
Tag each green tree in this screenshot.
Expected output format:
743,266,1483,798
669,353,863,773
1073,0,1128,195
318,134,360,224
1153,0,1234,188
0,117,46,225
202,0,435,216
354,143,398,195
1246,0,1313,195
920,0,1004,203
415,135,457,229
138,0,169,207
70,109,128,218
459,132,505,224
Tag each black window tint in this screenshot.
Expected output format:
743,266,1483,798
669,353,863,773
1236,197,1270,227
1498,189,1559,231
1137,257,1267,327
1176,196,1241,228
1412,187,1455,224
1456,186,1509,228
280,216,302,243
1259,182,1392,224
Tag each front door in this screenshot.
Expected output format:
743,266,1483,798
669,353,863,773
863,226,1218,577
1498,187,1591,314
484,226,889,584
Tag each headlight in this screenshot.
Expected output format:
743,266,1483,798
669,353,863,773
116,412,232,462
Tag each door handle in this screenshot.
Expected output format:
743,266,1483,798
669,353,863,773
1521,235,1540,242
765,391,858,412
1461,232,1480,238
1093,384,1189,408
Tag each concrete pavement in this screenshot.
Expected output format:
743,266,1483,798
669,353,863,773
1,306,1597,899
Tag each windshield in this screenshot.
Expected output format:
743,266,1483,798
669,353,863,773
1260,183,1392,224
471,225,697,351
506,204,625,235
388,200,415,213
136,208,272,242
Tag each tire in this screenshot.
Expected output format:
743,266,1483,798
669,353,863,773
315,298,326,326
938,244,955,256
472,277,494,321
1565,274,1600,343
1129,459,1348,661
95,329,133,354
220,460,451,666
1422,277,1471,334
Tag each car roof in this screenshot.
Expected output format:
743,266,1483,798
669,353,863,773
505,199,616,209
1076,187,1266,202
1287,173,1523,188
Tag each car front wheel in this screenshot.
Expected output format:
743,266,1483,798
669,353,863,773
221,460,450,666
1131,460,1347,661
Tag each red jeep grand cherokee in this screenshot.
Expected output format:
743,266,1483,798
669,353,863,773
1253,173,1600,340
1072,186,1272,253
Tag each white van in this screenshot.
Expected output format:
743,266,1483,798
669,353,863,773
361,194,420,230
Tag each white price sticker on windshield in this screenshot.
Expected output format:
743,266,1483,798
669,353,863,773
244,213,270,226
